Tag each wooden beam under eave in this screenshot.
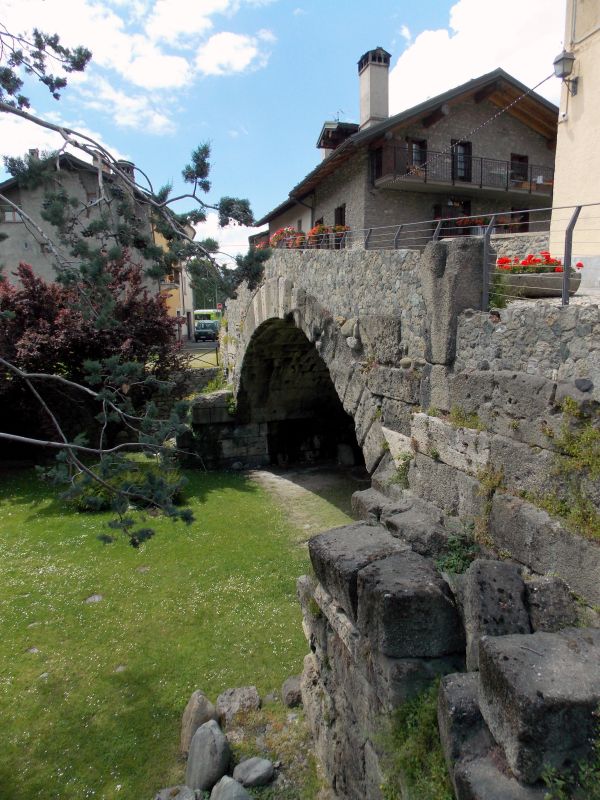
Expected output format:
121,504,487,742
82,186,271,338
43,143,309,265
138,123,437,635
422,103,450,128
474,82,500,103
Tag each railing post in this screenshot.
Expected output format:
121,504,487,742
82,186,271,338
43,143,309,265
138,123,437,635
562,205,582,306
482,214,496,311
432,220,443,241
364,228,372,249
393,224,403,249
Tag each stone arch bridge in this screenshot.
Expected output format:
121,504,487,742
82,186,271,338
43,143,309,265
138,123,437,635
189,239,484,475
183,239,600,799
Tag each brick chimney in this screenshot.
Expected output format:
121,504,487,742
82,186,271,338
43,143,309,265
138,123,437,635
358,47,391,129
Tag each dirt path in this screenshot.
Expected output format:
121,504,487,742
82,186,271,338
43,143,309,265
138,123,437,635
249,465,370,541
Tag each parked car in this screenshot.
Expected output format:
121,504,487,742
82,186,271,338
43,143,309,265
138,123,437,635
194,321,218,342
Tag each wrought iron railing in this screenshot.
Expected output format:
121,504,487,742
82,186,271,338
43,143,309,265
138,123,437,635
377,146,554,194
264,203,600,308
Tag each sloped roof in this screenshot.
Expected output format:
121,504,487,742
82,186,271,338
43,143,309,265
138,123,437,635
256,68,558,224
0,152,98,194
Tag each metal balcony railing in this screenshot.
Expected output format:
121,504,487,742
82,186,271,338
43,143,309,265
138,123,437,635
377,146,554,194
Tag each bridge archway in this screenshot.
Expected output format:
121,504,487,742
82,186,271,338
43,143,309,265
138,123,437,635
231,278,387,473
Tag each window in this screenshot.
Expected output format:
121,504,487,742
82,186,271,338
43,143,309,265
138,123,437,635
407,138,427,167
510,208,530,233
370,148,383,182
85,190,98,217
451,140,472,182
314,217,323,227
510,154,529,182
297,218,303,232
334,204,346,227
1,206,21,223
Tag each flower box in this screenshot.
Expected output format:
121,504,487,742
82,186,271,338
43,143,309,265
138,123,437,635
501,271,581,298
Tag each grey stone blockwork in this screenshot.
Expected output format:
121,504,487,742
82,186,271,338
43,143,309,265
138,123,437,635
455,303,600,400
206,242,600,800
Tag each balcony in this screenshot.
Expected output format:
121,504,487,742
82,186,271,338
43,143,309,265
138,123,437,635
375,146,554,196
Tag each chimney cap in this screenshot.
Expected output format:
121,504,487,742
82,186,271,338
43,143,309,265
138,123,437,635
358,47,391,74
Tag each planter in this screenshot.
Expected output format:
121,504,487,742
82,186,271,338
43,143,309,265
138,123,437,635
500,270,581,298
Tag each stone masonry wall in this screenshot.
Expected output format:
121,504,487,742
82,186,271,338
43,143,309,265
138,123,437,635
262,248,427,358
201,240,600,799
455,302,600,398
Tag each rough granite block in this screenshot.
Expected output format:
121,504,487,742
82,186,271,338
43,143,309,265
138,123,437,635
308,523,408,621
478,628,600,784
356,550,465,658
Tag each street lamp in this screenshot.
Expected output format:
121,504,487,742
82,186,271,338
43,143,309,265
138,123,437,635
553,49,578,95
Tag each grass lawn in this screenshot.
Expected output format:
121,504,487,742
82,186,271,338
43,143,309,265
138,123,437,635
0,467,337,800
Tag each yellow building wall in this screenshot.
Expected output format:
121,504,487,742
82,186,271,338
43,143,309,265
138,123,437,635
550,0,600,287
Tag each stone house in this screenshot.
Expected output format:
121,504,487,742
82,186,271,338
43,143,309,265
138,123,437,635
256,50,558,246
0,152,196,337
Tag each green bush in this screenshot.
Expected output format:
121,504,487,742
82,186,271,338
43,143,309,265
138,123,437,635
66,459,186,513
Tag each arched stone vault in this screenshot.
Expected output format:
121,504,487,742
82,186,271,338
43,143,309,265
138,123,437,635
230,277,387,473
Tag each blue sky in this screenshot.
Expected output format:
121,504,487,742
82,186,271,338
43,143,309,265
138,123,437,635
2,0,566,259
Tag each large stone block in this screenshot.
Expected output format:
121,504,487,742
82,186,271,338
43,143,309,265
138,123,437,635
420,238,484,365
192,390,233,425
525,576,577,633
408,453,485,517
357,314,403,365
308,523,408,621
438,673,494,776
462,559,530,670
489,435,558,496
381,495,448,557
489,493,600,606
453,756,547,800
478,628,600,784
351,488,389,524
380,397,412,434
419,363,452,412
371,651,465,710
410,413,491,476
361,419,387,474
366,365,421,404
381,426,413,466
353,391,380,445
356,550,464,658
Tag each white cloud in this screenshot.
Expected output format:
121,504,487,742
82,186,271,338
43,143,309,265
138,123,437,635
293,8,306,16
0,108,129,179
77,77,176,135
1,0,277,139
389,0,566,113
195,31,273,75
193,211,262,265
400,25,411,41
144,0,230,45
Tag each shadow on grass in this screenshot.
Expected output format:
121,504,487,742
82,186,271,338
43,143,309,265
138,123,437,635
0,666,183,800
0,466,263,524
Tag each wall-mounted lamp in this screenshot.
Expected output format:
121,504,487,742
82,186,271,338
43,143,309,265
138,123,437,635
553,50,578,95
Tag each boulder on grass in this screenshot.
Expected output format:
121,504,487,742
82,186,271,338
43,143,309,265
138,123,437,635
216,686,261,728
233,756,274,787
185,719,231,791
154,788,195,800
210,776,251,799
281,675,302,708
181,690,217,755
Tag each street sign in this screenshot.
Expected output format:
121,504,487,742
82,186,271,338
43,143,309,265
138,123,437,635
217,303,223,310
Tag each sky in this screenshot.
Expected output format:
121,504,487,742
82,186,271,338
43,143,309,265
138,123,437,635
1,0,567,263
